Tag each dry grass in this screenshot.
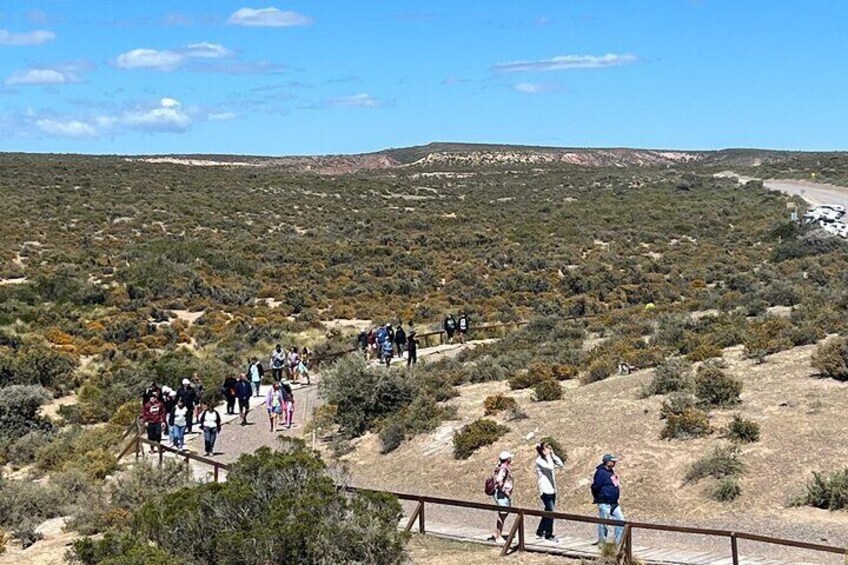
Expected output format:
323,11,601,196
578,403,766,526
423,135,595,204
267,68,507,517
406,534,581,564
345,343,848,542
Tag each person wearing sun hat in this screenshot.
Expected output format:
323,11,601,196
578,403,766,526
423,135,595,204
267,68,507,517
488,450,514,545
592,453,624,545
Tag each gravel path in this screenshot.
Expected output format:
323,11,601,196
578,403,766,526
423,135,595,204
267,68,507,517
762,178,848,208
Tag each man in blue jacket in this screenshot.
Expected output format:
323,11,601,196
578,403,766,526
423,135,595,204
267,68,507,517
235,373,253,426
591,453,625,545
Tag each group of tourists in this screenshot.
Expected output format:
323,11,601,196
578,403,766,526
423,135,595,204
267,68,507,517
487,445,624,546
141,377,222,457
357,322,420,367
443,312,471,344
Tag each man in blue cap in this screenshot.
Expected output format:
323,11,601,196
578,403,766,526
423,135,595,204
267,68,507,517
591,453,624,545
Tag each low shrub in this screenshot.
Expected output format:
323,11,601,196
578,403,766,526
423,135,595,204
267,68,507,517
726,415,760,443
378,421,405,454
796,468,848,510
742,317,794,362
685,341,723,362
534,379,563,402
646,358,691,396
469,356,506,383
551,364,579,380
811,337,848,381
453,419,509,459
710,478,741,502
694,365,742,407
581,357,617,385
659,393,697,419
378,397,456,453
483,394,518,416
508,370,546,390
661,407,711,440
685,445,744,484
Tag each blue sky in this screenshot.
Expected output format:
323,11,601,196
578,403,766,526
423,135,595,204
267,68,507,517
0,1,845,155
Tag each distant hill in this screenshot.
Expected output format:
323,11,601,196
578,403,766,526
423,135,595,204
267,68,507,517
118,143,846,174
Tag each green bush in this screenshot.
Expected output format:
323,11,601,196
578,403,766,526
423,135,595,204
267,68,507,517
453,419,509,459
811,337,848,381
581,357,617,384
646,358,691,396
95,443,408,565
726,415,760,443
710,478,741,502
534,379,563,402
0,385,52,459
72,532,188,565
661,407,711,440
538,436,566,462
508,364,549,390
319,357,413,437
659,392,697,420
377,396,456,454
685,445,744,484
694,365,742,407
796,468,848,510
469,356,506,383
483,394,518,416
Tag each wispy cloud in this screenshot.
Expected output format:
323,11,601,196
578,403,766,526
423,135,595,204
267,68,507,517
228,7,312,27
0,29,56,46
493,53,637,73
513,82,564,94
36,118,97,138
5,61,94,86
326,93,383,108
114,43,234,71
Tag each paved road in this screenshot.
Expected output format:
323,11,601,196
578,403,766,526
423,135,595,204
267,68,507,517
762,178,848,208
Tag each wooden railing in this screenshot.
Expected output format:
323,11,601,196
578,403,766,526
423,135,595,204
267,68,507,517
121,443,848,564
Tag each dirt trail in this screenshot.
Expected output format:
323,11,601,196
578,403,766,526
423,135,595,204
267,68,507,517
762,178,848,207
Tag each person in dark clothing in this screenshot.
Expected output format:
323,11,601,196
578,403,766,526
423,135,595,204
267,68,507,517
406,329,419,367
141,395,166,453
357,330,368,356
221,374,238,415
176,379,198,433
591,454,624,545
235,373,253,426
444,314,457,343
457,313,470,344
142,382,161,404
394,324,406,358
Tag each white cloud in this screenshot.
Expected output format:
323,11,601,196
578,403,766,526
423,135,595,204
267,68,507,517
493,53,637,73
116,48,184,71
228,7,312,27
327,93,382,108
5,61,93,86
208,112,237,121
513,82,562,94
36,118,97,138
122,98,192,132
0,29,55,46
183,42,232,58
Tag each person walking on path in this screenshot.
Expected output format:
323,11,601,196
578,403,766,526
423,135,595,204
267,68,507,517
191,372,204,421
592,454,625,545
288,347,301,382
235,373,253,426
168,398,189,452
406,329,419,367
198,402,222,456
222,374,238,415
444,314,457,344
381,339,394,367
489,450,514,545
535,442,565,542
176,379,198,434
394,324,406,359
357,330,368,357
281,379,295,429
265,382,284,432
457,312,470,344
295,358,310,385
141,394,166,453
251,356,265,396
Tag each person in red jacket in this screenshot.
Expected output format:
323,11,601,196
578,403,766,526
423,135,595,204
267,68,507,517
142,395,166,453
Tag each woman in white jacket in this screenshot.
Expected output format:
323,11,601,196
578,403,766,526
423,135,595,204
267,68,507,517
535,442,564,541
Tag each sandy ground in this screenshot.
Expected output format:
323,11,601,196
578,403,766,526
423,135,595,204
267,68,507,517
0,517,74,565
343,343,848,563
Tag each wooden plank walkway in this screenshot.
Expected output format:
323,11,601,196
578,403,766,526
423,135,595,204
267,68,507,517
414,519,801,565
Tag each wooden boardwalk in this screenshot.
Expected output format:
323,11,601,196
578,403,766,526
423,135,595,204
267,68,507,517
417,520,800,565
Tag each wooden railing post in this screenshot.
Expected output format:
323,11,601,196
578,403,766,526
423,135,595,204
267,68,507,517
213,464,220,483
404,501,423,532
134,435,140,460
517,511,525,551
158,447,164,468
731,533,739,565
616,525,632,565
501,511,522,557
418,501,425,534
